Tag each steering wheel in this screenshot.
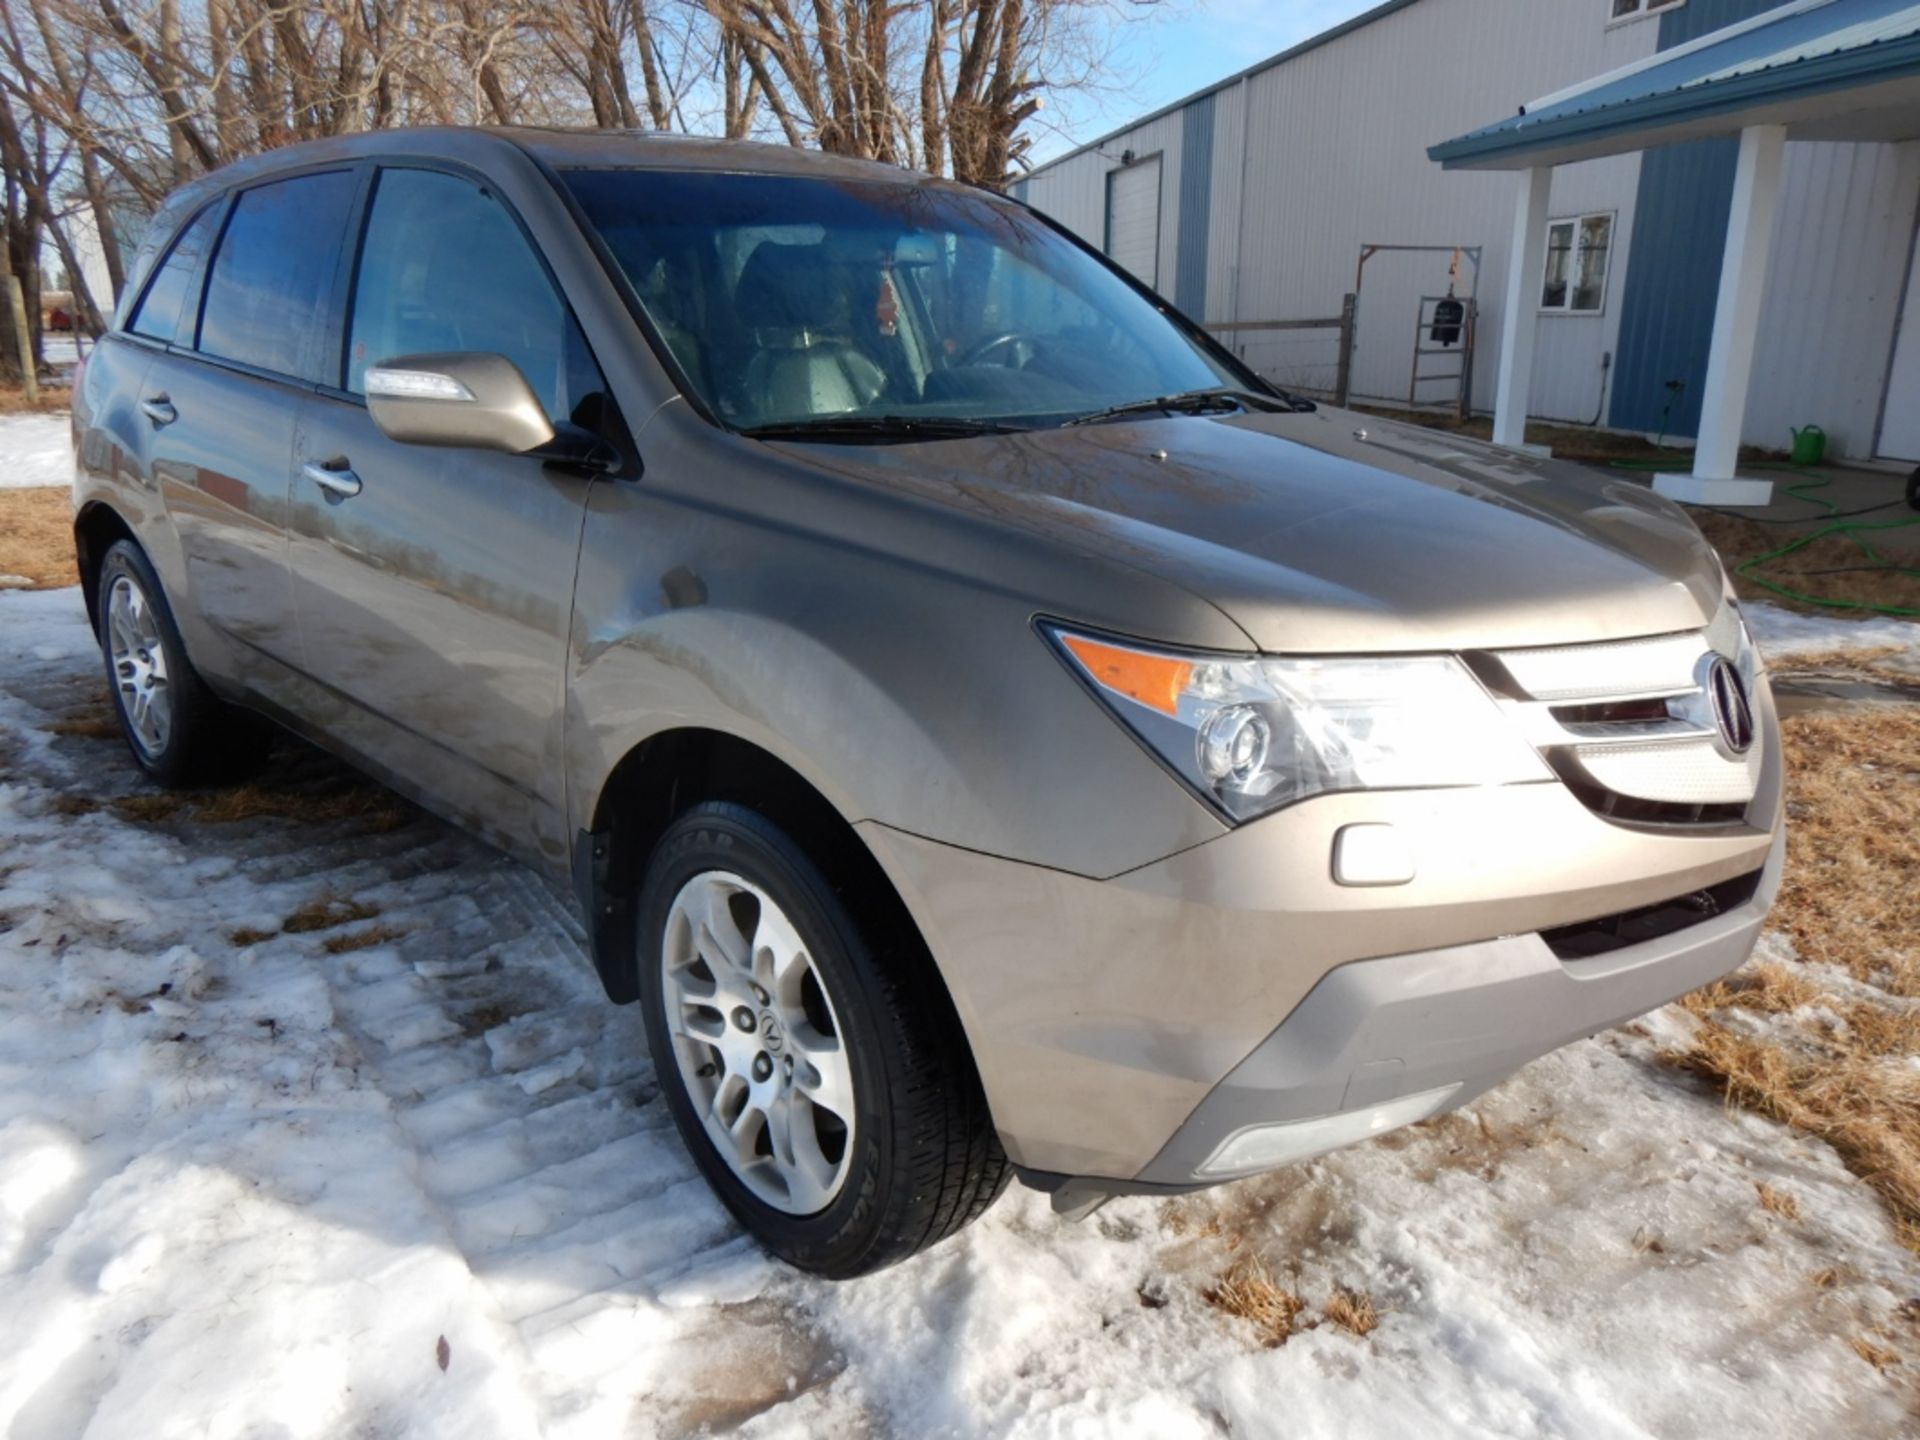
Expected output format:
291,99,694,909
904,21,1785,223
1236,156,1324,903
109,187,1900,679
960,330,1039,368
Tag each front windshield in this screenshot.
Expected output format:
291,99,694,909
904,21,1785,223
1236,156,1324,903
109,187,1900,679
562,168,1241,432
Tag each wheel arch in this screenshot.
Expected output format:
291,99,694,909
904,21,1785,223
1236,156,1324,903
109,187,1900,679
73,499,137,629
573,727,952,1028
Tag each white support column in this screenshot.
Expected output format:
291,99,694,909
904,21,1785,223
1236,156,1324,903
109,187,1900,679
1655,123,1786,507
1492,166,1552,454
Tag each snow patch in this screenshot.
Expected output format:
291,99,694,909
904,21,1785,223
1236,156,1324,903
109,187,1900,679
0,413,72,489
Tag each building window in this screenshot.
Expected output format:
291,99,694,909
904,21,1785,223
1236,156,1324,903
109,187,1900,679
1610,0,1683,21
1541,213,1613,314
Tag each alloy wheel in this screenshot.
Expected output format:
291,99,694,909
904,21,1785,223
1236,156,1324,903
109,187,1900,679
106,573,171,759
659,869,856,1214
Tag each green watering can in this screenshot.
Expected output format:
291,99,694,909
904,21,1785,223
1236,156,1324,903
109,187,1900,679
1790,424,1827,466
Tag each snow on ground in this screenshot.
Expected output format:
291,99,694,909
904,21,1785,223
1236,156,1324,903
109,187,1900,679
3,586,1919,1439
0,414,73,490
1746,600,1920,658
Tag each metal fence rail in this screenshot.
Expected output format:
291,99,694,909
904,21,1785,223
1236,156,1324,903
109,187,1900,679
1206,293,1356,406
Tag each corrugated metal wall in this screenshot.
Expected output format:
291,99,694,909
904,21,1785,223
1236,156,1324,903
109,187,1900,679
1174,93,1216,317
1608,0,1920,455
1024,0,1659,413
1610,0,1785,439
1748,140,1920,458
1610,137,1743,437
1023,0,1911,450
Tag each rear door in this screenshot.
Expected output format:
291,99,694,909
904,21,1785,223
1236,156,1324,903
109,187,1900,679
286,164,615,865
147,169,362,690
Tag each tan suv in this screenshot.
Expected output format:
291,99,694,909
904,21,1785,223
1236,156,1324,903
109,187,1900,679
72,128,1781,1277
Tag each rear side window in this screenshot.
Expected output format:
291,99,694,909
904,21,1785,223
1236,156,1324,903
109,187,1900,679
346,167,601,425
128,205,221,344
198,170,359,381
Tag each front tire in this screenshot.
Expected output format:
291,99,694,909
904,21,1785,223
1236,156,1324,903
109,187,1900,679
95,539,271,787
637,802,1007,1277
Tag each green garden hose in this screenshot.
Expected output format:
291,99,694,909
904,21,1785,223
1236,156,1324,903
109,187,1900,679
1609,462,1920,618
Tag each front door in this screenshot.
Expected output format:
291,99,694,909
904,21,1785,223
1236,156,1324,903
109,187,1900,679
1881,240,1920,463
286,165,614,866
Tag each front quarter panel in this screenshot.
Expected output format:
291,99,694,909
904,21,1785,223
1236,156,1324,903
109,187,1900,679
566,416,1243,880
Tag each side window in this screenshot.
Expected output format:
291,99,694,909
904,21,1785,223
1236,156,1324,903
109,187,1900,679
347,168,601,425
199,170,359,380
128,205,221,345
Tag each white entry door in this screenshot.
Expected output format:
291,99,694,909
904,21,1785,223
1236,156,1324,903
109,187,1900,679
1881,241,1920,461
1105,157,1161,289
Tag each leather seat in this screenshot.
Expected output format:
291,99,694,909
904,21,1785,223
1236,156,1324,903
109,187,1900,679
733,241,886,419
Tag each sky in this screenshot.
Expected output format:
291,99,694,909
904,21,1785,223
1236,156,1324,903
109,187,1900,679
1026,0,1383,166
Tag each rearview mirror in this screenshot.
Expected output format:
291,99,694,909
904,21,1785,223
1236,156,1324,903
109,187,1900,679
364,352,555,455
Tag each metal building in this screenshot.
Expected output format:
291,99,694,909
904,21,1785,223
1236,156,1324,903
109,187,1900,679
1016,0,1920,466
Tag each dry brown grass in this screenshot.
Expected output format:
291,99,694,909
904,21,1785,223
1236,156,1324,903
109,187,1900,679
1323,1287,1380,1338
1691,510,1920,618
0,383,72,415
1679,961,1821,1019
1661,705,1920,1253
1204,1256,1307,1348
1769,709,1920,993
321,923,406,955
1665,1026,1920,1247
1853,1336,1902,1373
0,488,79,590
111,793,190,823
192,781,409,831
282,897,380,934
1756,1183,1803,1222
49,712,120,740
228,926,277,946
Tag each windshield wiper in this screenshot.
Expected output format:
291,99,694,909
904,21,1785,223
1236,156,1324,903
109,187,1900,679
1062,386,1303,428
741,414,1033,442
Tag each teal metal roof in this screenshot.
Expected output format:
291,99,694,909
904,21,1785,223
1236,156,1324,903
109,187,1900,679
1431,0,1920,169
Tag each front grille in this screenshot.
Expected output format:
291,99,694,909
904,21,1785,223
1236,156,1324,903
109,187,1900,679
1541,868,1765,960
1477,605,1763,828
1550,759,1750,828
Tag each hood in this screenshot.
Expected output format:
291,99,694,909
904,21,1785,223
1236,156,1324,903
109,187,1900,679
784,407,1726,653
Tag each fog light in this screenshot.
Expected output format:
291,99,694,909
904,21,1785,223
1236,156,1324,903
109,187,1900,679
1196,1083,1462,1179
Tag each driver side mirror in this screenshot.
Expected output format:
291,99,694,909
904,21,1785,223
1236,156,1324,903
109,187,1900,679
365,352,556,455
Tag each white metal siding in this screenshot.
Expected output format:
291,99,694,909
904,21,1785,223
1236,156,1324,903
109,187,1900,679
1025,0,1915,442
1746,138,1920,458
1025,0,1662,414
1883,218,1920,460
1106,158,1163,285
1028,110,1186,301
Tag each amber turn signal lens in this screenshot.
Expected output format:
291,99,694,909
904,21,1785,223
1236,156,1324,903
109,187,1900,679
1061,634,1193,716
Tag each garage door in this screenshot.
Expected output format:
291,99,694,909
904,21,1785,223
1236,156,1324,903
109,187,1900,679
1105,158,1161,289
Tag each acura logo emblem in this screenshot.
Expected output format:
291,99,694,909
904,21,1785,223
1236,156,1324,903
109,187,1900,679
1705,656,1755,756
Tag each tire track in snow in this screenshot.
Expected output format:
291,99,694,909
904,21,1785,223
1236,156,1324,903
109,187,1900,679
0,593,850,1438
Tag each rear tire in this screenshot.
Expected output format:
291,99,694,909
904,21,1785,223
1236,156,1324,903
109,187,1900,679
95,539,272,787
637,802,1008,1277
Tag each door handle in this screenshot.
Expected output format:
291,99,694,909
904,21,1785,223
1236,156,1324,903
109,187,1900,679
302,460,362,499
139,395,177,426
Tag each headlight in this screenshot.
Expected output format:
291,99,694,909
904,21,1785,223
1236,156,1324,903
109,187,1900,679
1047,626,1551,822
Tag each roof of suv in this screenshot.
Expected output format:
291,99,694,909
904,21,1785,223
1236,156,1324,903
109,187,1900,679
170,126,945,203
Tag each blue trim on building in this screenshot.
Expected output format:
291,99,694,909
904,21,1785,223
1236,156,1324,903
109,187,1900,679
1431,0,1920,167
1608,0,1796,438
1175,94,1216,318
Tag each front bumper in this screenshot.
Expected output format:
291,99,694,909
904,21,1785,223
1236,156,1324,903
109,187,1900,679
859,688,1782,1188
